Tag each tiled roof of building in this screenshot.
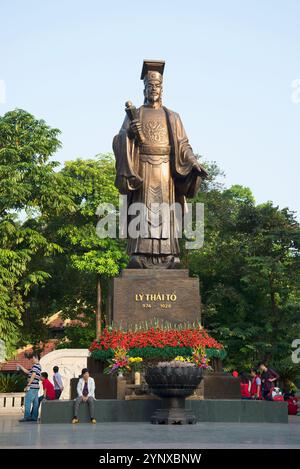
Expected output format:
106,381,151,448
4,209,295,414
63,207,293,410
0,340,57,371
45,311,85,329
0,311,87,372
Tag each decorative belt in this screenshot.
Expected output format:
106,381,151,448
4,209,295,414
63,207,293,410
139,144,171,155
140,154,170,164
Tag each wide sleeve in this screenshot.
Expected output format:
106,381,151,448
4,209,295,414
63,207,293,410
112,115,143,194
168,111,203,199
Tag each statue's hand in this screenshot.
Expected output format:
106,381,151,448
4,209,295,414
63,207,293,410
128,175,142,190
129,119,142,136
192,161,208,178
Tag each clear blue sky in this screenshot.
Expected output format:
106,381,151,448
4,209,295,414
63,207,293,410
1,0,300,216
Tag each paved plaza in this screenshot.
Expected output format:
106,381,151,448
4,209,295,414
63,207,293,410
0,415,299,449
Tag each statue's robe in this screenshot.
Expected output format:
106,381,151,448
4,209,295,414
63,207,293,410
113,105,202,260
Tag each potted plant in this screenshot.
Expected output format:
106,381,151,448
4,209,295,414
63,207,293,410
104,348,143,379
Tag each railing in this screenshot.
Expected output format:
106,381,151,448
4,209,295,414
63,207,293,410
0,393,25,414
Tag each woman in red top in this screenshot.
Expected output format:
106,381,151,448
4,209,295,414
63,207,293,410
250,368,262,399
38,372,55,408
240,372,251,399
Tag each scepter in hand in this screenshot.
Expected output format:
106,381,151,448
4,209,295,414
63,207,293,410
125,101,145,144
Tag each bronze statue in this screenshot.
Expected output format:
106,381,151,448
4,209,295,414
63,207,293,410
113,60,207,269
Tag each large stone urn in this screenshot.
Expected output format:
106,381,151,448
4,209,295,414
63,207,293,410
145,362,203,424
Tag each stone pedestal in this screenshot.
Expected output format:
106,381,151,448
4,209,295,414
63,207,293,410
40,399,289,424
107,269,201,326
201,372,241,399
151,400,197,424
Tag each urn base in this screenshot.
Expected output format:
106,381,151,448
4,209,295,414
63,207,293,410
151,408,196,425
150,396,197,424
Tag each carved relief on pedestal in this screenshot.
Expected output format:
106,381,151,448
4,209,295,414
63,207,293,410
40,349,89,399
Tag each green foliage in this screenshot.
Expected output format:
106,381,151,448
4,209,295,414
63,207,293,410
57,154,126,277
269,358,300,392
30,154,128,346
0,373,27,392
0,109,65,357
189,175,300,369
90,346,226,362
56,322,96,349
59,155,127,286
1,109,299,371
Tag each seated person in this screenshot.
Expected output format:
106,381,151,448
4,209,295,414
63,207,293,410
39,372,55,407
72,368,96,424
284,391,299,415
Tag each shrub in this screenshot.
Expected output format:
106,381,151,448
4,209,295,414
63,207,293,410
0,373,27,393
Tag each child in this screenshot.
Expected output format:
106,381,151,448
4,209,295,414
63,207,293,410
53,366,64,399
240,372,251,399
250,368,262,399
39,372,55,407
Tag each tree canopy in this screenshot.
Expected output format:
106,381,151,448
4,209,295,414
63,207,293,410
189,175,300,370
0,109,299,380
0,109,63,356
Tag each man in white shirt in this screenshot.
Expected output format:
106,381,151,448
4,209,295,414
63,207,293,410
72,368,96,424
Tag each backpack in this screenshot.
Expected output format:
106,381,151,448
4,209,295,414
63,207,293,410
271,387,284,402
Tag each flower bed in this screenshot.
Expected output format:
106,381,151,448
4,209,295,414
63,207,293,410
89,326,226,362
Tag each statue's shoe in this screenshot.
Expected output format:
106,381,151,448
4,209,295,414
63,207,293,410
127,255,181,269
167,256,181,269
126,255,145,269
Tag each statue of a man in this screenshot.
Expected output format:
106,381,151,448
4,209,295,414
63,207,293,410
113,60,207,269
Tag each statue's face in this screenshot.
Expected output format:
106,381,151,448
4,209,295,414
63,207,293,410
144,80,162,104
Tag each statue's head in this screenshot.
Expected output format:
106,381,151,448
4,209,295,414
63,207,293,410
141,60,165,106
144,77,163,105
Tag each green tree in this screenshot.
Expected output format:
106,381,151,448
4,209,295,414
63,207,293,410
0,109,66,357
189,177,300,370
40,155,128,345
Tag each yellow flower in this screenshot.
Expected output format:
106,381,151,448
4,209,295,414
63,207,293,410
128,357,143,363
174,356,186,362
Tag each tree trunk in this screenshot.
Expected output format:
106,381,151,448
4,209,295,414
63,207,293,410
96,276,102,338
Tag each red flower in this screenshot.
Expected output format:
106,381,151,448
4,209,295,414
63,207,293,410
89,326,223,353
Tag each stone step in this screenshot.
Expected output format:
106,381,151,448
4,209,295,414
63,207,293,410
40,399,288,424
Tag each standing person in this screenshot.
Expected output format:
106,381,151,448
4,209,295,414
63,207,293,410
240,372,251,399
53,366,64,399
72,368,96,424
38,372,55,407
250,368,262,399
258,362,279,400
17,354,41,422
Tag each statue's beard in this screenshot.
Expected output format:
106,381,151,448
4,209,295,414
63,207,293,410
149,93,159,101
144,94,162,106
